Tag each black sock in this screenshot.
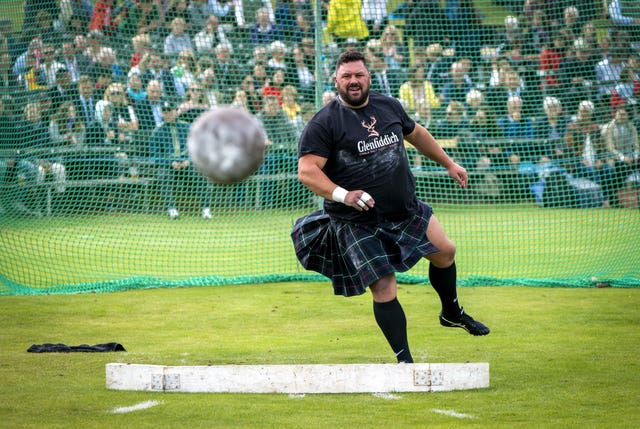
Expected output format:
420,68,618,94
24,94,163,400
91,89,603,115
429,262,462,317
373,298,413,363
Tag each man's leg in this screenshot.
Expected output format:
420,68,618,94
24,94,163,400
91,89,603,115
370,273,414,363
425,215,490,336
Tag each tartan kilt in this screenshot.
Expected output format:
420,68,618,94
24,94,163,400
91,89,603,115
290,201,438,297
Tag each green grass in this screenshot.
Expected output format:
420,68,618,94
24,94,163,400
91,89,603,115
0,284,638,428
2,205,638,292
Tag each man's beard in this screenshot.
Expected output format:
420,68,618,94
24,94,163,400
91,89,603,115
338,83,369,107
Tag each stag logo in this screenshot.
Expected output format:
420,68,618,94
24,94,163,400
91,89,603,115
361,116,380,138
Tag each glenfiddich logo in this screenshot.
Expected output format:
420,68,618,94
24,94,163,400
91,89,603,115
361,116,380,137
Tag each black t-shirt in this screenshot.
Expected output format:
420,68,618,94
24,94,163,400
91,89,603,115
299,92,418,223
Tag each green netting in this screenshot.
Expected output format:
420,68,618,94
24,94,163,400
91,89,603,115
1,0,639,295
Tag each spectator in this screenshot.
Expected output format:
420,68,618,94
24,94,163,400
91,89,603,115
145,79,165,129
466,89,497,139
498,96,535,163
49,68,78,114
595,43,627,99
528,9,549,55
88,47,124,84
365,39,393,97
118,0,162,40
60,39,91,84
609,0,640,44
290,45,314,102
39,44,66,89
252,63,269,93
102,82,139,147
177,81,210,121
326,0,369,48
432,100,469,140
539,31,566,97
207,0,236,26
602,106,639,205
150,101,212,219
239,74,263,114
497,15,537,63
398,65,441,117
94,99,117,145
188,0,212,32
193,15,229,54
249,7,281,46
261,68,286,105
610,66,637,115
125,72,155,136
130,34,153,69
536,96,569,160
421,43,451,94
266,40,290,77
199,68,222,108
231,88,251,111
295,13,314,42
137,52,178,99
362,0,388,40
380,24,408,72
49,101,85,147
165,0,194,36
441,61,473,106
245,44,269,75
565,100,614,204
212,42,242,103
560,38,597,114
235,0,275,31
281,84,300,120
561,6,580,43
164,18,193,57
171,49,197,98
89,0,116,36
487,68,529,119
58,0,94,35
74,75,99,132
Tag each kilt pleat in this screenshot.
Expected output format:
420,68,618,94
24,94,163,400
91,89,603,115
291,202,438,296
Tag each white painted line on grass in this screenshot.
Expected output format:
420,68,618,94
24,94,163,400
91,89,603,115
372,392,402,400
430,408,475,419
111,400,162,414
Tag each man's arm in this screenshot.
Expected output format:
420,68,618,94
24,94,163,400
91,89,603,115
298,153,374,211
405,123,468,187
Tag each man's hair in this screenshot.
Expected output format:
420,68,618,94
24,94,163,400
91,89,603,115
335,50,367,73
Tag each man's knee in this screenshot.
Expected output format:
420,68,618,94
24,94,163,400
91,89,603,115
370,274,397,302
428,240,456,267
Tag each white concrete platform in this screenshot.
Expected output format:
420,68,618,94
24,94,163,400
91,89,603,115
106,363,489,394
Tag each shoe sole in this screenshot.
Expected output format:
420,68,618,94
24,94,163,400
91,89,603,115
439,315,490,336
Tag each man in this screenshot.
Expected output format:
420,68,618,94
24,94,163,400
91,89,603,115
150,101,212,219
291,50,489,364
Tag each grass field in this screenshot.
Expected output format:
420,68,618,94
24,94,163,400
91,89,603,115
0,283,639,428
2,204,638,292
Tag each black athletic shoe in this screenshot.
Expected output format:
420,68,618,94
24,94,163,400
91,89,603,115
439,308,490,336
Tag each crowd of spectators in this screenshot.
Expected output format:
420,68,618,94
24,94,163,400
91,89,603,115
0,0,639,215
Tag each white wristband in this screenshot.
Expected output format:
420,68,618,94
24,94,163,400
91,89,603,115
331,186,348,204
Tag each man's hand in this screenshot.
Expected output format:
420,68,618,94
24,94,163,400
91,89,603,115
446,162,468,188
343,190,375,212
